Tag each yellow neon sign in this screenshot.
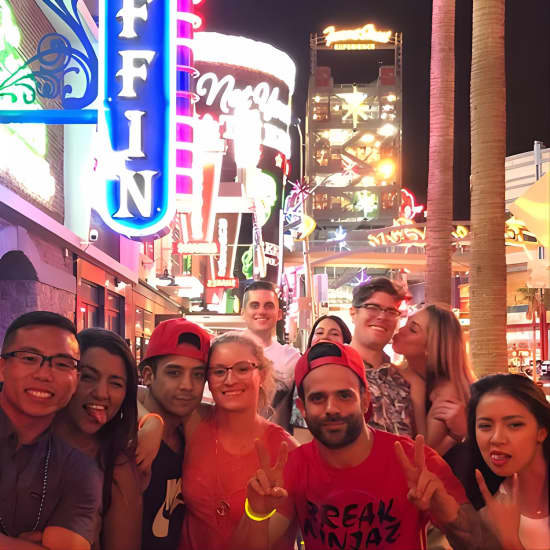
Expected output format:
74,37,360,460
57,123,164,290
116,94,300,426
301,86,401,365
323,24,392,48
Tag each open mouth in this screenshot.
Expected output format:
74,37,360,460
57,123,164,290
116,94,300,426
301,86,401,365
489,451,511,467
25,389,53,399
222,389,245,397
84,403,108,424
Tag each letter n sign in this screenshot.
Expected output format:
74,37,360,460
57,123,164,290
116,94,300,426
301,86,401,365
96,0,194,238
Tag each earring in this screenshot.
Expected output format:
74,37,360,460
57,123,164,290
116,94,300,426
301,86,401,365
120,410,124,420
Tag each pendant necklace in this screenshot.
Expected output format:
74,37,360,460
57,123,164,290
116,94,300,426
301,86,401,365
0,438,51,536
214,421,231,518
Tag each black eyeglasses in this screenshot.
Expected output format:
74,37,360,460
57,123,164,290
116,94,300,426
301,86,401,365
355,303,401,318
1,351,80,373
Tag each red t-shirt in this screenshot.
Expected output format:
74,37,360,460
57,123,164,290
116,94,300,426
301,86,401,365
180,411,296,550
280,429,467,550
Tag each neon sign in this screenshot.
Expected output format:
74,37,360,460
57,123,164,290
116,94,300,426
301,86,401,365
0,0,55,201
323,24,392,49
96,0,202,238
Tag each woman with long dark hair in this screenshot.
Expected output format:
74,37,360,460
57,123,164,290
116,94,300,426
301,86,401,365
392,304,476,454
54,328,141,550
469,374,550,550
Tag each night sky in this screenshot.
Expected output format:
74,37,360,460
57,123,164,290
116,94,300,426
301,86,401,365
201,0,550,220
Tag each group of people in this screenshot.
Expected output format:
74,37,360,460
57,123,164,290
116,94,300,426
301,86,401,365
0,277,549,550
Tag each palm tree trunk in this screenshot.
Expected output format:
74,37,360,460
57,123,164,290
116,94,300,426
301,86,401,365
470,0,507,376
426,0,455,306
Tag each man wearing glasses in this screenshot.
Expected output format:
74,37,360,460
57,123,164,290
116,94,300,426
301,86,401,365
0,311,102,550
350,277,421,437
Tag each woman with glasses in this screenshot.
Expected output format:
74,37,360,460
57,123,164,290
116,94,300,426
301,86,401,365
392,304,476,455
180,332,298,550
53,328,142,550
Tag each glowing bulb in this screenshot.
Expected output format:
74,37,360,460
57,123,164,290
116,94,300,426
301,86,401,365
378,123,397,137
314,95,321,103
360,133,375,144
377,159,395,179
387,94,397,102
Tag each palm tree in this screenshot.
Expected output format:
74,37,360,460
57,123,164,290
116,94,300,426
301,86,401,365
426,0,456,305
469,0,507,376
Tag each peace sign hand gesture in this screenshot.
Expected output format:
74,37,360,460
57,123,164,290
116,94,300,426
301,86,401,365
394,435,459,524
475,469,523,549
247,440,289,516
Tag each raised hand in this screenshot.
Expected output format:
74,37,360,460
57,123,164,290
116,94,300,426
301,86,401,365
395,435,459,523
475,469,523,549
247,440,289,516
430,398,467,441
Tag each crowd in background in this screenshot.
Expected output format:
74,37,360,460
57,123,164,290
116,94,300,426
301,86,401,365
0,277,549,550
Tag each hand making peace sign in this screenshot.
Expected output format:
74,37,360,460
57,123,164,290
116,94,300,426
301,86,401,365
247,440,289,516
476,469,523,549
394,434,459,524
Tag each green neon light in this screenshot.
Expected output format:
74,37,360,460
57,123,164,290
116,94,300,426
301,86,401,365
0,0,53,200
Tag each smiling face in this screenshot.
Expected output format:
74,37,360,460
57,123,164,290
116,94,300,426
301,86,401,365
350,291,400,351
208,341,263,413
64,347,127,435
475,392,548,477
0,325,79,420
311,318,345,346
392,309,429,370
143,355,206,419
298,364,367,449
241,289,281,337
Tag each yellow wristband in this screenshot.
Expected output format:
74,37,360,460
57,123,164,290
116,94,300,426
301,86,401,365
138,412,165,431
244,498,276,522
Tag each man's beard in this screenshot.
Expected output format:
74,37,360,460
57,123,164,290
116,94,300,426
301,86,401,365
305,411,364,449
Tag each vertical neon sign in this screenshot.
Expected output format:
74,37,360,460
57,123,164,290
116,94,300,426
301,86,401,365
96,0,203,238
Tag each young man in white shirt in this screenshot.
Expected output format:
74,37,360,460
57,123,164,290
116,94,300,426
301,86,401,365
241,281,300,429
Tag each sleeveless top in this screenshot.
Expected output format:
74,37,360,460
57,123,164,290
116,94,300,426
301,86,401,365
180,411,296,550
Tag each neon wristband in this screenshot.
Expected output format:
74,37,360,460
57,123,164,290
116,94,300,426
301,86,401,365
138,412,165,430
244,498,276,522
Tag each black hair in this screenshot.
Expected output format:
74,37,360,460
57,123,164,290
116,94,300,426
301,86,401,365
351,277,406,308
3,311,77,353
307,315,352,348
77,328,138,514
467,374,550,509
297,341,365,401
242,281,279,309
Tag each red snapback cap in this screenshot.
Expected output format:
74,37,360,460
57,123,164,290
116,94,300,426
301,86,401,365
141,318,211,365
295,341,368,391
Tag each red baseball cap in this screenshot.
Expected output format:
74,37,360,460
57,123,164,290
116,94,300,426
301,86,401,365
295,341,368,391
141,318,211,366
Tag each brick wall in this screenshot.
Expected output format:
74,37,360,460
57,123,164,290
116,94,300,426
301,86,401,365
1,0,65,223
0,280,76,343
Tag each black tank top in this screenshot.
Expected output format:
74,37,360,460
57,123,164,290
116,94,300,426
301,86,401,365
142,437,185,550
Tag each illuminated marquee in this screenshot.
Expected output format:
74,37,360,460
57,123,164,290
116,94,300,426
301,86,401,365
96,0,202,238
323,24,392,50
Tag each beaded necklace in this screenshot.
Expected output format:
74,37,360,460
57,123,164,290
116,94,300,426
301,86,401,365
0,438,52,536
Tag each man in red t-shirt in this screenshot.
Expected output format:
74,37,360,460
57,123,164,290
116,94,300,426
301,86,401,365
231,342,488,550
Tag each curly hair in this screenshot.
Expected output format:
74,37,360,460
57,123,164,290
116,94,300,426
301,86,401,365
208,331,275,412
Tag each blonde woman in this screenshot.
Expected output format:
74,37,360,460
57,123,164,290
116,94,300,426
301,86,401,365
393,304,476,455
179,332,298,550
